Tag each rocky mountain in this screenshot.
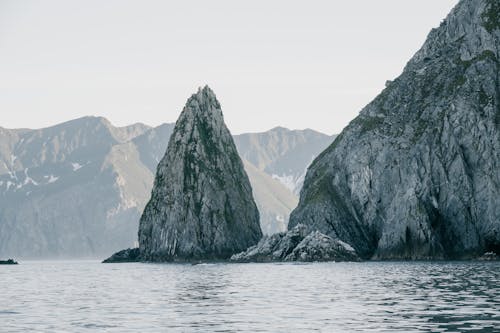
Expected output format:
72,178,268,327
0,117,161,258
138,86,262,261
234,127,335,195
0,111,331,259
289,0,500,259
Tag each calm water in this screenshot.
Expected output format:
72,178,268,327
1,261,499,332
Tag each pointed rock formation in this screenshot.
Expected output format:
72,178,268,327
138,86,262,261
289,0,500,259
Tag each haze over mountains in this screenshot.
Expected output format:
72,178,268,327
0,116,333,258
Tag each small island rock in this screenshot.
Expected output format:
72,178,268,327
102,248,140,263
0,259,18,265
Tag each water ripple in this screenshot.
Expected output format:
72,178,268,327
0,261,498,332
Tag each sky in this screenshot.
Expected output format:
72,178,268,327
0,0,458,135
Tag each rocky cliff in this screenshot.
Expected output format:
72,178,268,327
138,86,262,261
231,224,360,262
289,0,500,259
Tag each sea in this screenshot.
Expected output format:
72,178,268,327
1,260,499,332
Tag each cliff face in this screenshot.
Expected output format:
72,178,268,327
138,86,262,261
289,0,500,259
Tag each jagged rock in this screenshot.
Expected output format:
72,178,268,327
231,224,360,262
478,252,499,261
284,231,360,262
0,259,18,265
102,248,140,263
138,86,262,261
231,224,308,262
289,0,500,260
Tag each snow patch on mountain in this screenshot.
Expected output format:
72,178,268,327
23,169,38,186
271,174,299,193
44,175,59,184
71,162,83,171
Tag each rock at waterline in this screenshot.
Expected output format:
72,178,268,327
231,224,360,262
0,259,18,265
102,248,140,263
285,231,360,262
478,252,499,261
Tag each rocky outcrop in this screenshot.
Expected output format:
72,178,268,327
289,0,500,260
478,252,499,261
102,248,140,263
138,86,262,261
0,259,18,265
231,224,360,262
285,231,359,262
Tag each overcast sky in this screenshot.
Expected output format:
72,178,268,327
0,0,458,135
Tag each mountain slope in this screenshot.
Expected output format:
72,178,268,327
242,159,298,235
234,127,335,195
0,117,144,257
289,0,500,259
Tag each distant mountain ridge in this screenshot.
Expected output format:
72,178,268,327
234,127,335,195
0,116,333,258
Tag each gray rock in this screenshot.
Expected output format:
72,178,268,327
0,259,18,265
138,86,263,261
284,231,359,262
231,224,360,262
477,251,499,261
289,0,500,260
231,224,308,262
102,248,140,263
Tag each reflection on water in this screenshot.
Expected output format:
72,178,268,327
1,261,498,332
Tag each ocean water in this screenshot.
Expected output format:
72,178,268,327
1,261,498,332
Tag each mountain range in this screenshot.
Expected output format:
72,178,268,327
0,117,333,258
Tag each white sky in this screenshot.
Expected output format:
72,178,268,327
0,0,458,135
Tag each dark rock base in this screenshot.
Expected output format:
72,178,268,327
478,252,499,261
102,248,140,263
0,259,18,265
